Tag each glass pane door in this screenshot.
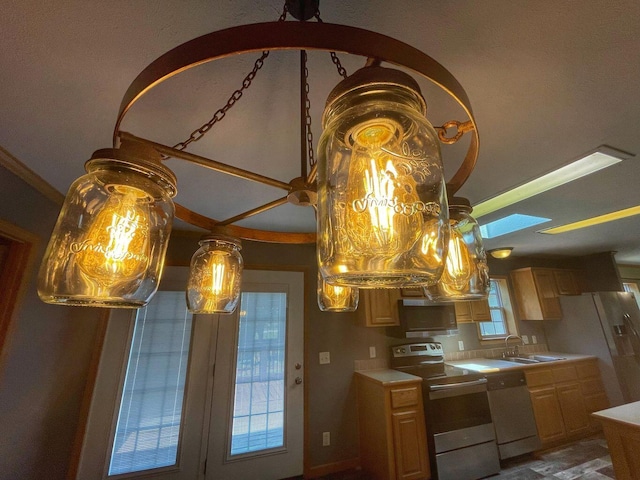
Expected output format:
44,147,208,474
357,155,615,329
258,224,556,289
230,292,287,456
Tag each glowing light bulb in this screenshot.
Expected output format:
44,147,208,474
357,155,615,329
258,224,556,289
317,273,358,312
75,186,150,285
441,230,473,290
345,120,423,254
187,235,243,314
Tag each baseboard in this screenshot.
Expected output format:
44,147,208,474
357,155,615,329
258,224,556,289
305,457,360,478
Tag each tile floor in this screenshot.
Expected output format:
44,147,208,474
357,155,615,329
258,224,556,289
312,434,615,480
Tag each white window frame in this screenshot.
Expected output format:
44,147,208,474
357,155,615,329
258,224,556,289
622,280,640,311
478,276,519,343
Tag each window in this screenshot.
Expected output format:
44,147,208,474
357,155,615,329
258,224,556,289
623,281,640,310
478,277,518,341
108,291,193,476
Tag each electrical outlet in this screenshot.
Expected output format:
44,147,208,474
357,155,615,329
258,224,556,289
319,351,330,364
522,335,530,344
369,346,376,358
458,340,464,351
532,335,537,344
322,431,330,446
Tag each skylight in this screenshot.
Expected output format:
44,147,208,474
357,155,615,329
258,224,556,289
480,214,551,239
472,146,629,219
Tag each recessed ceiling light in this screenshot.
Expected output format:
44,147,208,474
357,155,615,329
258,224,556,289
538,205,640,234
472,146,631,218
480,214,551,239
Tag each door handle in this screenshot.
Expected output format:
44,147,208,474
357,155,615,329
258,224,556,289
295,377,303,385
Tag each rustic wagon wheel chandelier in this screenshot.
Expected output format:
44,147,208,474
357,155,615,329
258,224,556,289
38,0,488,311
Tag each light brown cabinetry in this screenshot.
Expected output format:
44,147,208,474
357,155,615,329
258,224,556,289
510,267,586,320
360,289,401,327
525,359,608,448
454,299,491,323
511,268,562,320
356,373,430,480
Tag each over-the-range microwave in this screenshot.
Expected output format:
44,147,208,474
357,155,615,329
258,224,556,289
389,298,458,338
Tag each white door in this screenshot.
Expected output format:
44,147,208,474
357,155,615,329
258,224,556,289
204,270,305,480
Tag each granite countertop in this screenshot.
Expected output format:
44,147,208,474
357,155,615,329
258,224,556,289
592,400,640,428
445,352,597,373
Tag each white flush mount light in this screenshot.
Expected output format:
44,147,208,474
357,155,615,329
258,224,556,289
472,146,631,219
539,205,640,234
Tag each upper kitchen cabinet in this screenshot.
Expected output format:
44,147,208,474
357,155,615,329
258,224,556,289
511,268,563,320
359,289,401,327
510,267,586,321
454,299,491,323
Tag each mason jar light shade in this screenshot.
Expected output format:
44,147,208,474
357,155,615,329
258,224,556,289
186,234,243,314
317,65,449,288
426,197,489,301
317,273,359,312
38,143,177,308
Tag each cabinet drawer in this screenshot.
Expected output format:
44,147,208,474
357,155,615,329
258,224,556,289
581,377,605,396
552,365,578,383
525,368,555,387
391,386,419,409
576,361,600,379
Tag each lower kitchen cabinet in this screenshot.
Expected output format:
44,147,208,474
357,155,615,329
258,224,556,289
528,385,566,444
356,372,430,480
525,359,608,448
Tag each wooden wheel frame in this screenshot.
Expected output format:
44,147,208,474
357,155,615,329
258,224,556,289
114,21,479,244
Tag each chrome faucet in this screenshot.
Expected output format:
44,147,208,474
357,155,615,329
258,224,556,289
504,334,523,358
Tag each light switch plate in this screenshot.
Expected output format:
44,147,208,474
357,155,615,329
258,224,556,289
522,335,530,344
369,346,376,358
319,351,330,364
532,335,538,344
458,340,464,351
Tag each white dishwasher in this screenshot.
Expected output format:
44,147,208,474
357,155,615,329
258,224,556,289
485,370,541,460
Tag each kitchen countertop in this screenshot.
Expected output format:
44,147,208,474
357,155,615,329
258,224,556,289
445,352,597,373
592,400,640,428
355,368,423,385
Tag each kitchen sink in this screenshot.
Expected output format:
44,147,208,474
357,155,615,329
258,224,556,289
501,355,567,364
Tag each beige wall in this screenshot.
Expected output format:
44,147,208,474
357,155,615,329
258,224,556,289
0,164,104,480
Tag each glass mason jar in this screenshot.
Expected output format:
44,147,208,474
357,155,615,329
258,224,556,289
426,197,489,301
186,234,243,314
317,65,449,288
38,144,177,308
317,273,359,312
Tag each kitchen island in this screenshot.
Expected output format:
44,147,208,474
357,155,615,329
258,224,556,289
592,401,640,480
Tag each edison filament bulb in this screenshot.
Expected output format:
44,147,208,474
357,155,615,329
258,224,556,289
187,234,243,314
317,273,359,312
317,65,448,288
38,144,176,307
426,198,489,301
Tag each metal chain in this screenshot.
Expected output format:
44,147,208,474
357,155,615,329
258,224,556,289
303,51,315,167
314,10,348,79
171,5,289,151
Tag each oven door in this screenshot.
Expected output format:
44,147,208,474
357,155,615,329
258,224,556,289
426,378,492,434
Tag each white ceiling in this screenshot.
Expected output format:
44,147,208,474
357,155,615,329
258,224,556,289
2,0,640,264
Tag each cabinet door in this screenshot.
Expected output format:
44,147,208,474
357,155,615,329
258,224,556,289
529,386,566,444
470,299,491,322
532,269,563,319
553,270,580,295
556,382,591,436
391,409,429,480
362,289,400,327
454,301,473,323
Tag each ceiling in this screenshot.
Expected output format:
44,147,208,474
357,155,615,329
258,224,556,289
2,1,640,264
